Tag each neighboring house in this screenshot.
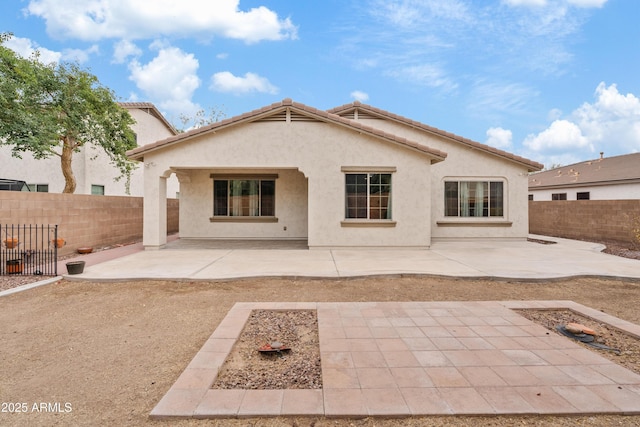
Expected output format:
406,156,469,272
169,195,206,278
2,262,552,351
128,99,543,249
528,152,640,201
0,102,179,197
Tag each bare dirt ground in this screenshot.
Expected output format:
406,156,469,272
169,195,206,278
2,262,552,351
1,275,640,427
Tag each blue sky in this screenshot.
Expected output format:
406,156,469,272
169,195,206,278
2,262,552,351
2,0,639,168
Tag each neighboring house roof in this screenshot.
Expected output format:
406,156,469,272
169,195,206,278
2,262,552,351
529,152,640,190
328,101,543,172
119,102,178,136
127,99,448,163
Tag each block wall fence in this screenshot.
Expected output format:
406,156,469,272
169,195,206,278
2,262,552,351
0,192,179,256
529,200,640,245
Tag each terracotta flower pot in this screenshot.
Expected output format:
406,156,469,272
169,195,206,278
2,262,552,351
53,238,66,248
6,259,23,274
4,238,18,249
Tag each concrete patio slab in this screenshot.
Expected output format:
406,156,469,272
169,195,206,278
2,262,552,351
151,300,640,419
192,249,339,279
64,235,640,282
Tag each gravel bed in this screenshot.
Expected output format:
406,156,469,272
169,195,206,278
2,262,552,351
212,309,322,389
0,275,48,292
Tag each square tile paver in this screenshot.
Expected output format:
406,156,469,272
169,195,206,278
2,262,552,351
362,388,410,415
401,388,452,415
357,367,397,389
194,389,244,418
390,367,434,388
324,388,368,417
477,386,536,414
238,390,284,417
281,389,324,416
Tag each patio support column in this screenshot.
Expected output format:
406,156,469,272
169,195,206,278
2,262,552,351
143,173,168,250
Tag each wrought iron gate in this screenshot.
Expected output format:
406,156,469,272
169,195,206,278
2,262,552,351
1,224,58,276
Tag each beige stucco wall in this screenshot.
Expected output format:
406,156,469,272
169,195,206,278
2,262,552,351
142,120,434,248
352,118,531,241
0,145,82,194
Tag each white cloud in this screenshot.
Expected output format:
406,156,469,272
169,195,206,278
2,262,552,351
350,91,369,102
62,45,99,63
387,64,457,92
112,40,142,64
522,82,640,161
503,0,547,6
571,83,640,152
486,127,513,149
503,0,607,7
26,0,297,43
468,82,538,116
371,0,470,27
4,35,98,64
567,0,608,8
4,36,61,64
210,71,278,95
523,119,590,152
548,108,563,121
128,45,201,116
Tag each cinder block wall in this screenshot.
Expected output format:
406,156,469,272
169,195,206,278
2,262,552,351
529,200,640,245
0,192,179,256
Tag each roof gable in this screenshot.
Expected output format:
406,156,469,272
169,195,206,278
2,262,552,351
328,101,543,172
119,102,178,136
127,99,447,162
529,152,640,189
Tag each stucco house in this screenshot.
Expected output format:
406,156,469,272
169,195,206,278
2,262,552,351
0,102,179,197
528,152,640,201
128,99,543,250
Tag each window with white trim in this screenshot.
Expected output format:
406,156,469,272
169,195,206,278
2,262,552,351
213,178,275,217
444,180,504,217
345,173,392,220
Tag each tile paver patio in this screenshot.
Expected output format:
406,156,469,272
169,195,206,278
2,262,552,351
150,300,640,419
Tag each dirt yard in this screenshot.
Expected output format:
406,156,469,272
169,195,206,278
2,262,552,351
1,275,640,427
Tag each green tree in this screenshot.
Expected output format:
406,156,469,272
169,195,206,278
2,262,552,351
0,33,137,193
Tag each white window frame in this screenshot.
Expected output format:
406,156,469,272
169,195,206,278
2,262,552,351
210,174,278,223
341,166,396,228
438,177,512,227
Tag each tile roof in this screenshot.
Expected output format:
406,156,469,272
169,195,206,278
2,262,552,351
529,152,640,189
127,99,448,162
328,101,543,172
119,102,178,136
